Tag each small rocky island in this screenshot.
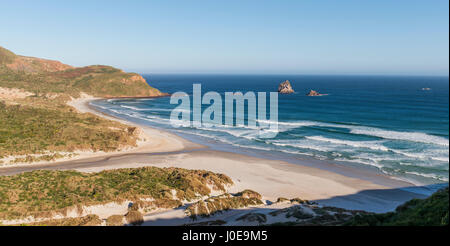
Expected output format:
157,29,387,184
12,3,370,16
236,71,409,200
278,80,294,94
306,90,327,96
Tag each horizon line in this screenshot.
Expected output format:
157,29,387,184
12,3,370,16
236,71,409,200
135,72,450,78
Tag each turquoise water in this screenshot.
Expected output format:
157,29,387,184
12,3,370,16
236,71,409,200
92,75,449,185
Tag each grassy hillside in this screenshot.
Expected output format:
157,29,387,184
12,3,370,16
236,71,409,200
0,47,16,65
346,187,449,226
0,167,233,220
0,101,139,159
0,46,165,98
0,46,168,160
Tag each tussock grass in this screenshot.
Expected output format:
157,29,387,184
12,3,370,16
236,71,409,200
12,214,102,226
236,213,267,224
0,47,16,65
125,211,143,225
106,215,124,226
0,64,163,98
186,190,263,219
290,197,310,204
236,189,262,199
276,197,289,203
0,101,138,158
0,167,233,220
0,46,166,159
130,199,183,212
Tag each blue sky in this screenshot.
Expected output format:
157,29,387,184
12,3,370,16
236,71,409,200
1,0,448,75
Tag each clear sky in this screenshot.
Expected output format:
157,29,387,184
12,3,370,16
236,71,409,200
1,0,448,75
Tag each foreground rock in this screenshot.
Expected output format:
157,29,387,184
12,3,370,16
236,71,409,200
278,80,294,94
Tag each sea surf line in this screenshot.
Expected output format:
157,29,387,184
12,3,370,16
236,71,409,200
170,84,279,138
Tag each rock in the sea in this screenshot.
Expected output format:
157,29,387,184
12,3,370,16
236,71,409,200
306,90,321,96
278,80,294,94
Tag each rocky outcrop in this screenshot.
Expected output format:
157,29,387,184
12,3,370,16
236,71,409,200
307,90,322,96
278,80,294,94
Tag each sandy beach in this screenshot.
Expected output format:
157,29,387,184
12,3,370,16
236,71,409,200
0,95,427,220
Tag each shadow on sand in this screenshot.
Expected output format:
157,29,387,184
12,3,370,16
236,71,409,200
314,183,447,213
139,183,448,226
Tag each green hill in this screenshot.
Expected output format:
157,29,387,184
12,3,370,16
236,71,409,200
0,46,166,98
0,46,17,65
0,46,167,161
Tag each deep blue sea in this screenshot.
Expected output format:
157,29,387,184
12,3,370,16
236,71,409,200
92,75,449,185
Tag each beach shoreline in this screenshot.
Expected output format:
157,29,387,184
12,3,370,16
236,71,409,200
0,94,202,168
0,95,429,214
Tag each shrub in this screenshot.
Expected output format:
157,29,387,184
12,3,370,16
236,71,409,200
125,211,144,226
106,215,124,226
0,167,233,220
186,191,263,218
236,189,262,199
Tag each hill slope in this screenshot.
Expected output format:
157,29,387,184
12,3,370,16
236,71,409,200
0,46,166,97
0,46,166,162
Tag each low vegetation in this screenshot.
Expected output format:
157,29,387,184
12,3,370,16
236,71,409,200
106,215,124,226
236,213,267,224
186,190,264,219
0,46,167,160
12,214,102,226
0,47,164,98
235,189,262,199
129,198,183,213
0,167,233,220
125,211,144,226
0,101,139,158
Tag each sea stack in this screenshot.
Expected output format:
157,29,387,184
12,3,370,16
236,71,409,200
278,80,294,94
306,90,321,96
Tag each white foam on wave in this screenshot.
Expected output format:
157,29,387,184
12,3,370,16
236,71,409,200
390,149,449,162
261,119,449,147
305,136,449,162
257,119,318,127
106,99,118,103
94,101,449,183
134,98,155,102
335,157,385,169
269,139,335,152
120,105,150,111
350,128,449,147
404,171,449,182
106,101,450,148
305,136,390,151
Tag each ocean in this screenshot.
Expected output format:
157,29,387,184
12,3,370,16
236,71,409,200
91,74,449,186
